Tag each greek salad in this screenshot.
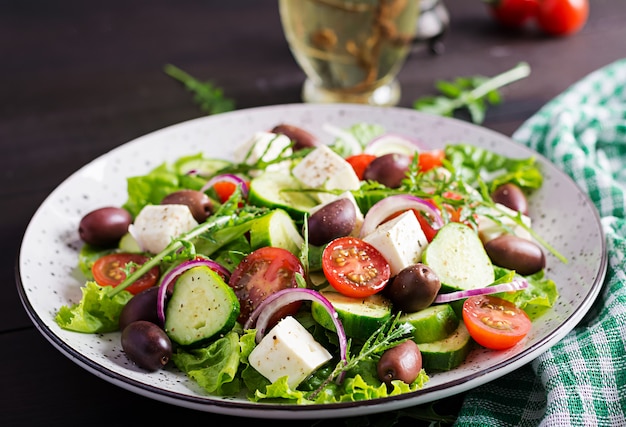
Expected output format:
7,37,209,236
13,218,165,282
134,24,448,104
55,121,561,404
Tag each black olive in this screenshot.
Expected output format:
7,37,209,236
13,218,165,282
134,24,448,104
377,340,422,386
306,198,356,246
385,263,441,312
161,189,212,222
491,183,528,215
78,206,132,247
363,153,411,188
484,234,545,276
118,286,161,331
121,320,172,372
271,123,318,150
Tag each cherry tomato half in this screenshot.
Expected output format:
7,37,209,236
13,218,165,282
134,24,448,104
536,0,589,36
212,181,238,203
345,153,377,180
228,246,304,325
92,253,160,295
488,0,539,28
322,237,391,298
462,295,532,350
417,149,445,172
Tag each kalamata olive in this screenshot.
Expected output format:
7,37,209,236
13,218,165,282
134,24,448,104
121,320,172,372
484,234,545,275
491,183,528,215
377,339,422,386
384,263,441,312
363,153,411,188
271,123,318,150
306,198,357,246
161,189,212,222
78,206,132,247
119,286,161,331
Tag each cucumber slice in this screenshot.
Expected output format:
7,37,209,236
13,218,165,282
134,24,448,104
419,322,473,372
164,265,240,347
399,304,459,344
249,209,304,256
118,232,141,253
422,222,495,292
174,155,231,176
248,171,318,218
311,292,392,342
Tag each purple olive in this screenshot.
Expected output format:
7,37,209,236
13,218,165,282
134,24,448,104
377,340,422,386
484,234,545,275
491,183,528,215
78,206,132,247
384,263,441,312
306,198,357,246
161,189,212,222
363,153,411,188
271,123,318,150
121,320,172,372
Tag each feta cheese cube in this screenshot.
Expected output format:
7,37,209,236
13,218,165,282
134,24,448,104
477,203,532,243
362,211,428,276
130,204,198,254
291,145,360,204
233,131,292,175
248,316,332,389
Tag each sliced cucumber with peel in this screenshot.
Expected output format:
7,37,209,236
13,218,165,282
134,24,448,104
311,291,392,342
422,222,495,293
248,171,318,218
399,303,459,344
418,321,473,372
164,265,240,347
249,208,304,256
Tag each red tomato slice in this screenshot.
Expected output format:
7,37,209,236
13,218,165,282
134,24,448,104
345,153,377,180
92,253,160,295
417,149,445,172
228,246,304,325
462,295,532,350
322,237,390,298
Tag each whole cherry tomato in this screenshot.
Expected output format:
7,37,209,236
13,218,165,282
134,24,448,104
536,0,589,36
488,0,539,28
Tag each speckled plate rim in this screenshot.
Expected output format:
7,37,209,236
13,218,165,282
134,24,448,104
16,104,607,420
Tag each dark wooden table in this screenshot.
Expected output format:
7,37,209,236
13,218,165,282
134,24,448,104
3,1,625,425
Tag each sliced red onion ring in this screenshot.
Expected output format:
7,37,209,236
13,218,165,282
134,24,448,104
244,288,348,383
201,173,249,198
364,134,421,157
359,195,444,238
433,278,529,304
156,258,231,326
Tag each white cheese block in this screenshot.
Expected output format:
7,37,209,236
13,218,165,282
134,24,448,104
477,203,532,243
362,210,428,276
291,145,360,204
248,316,332,389
233,131,292,175
309,191,364,237
130,204,198,254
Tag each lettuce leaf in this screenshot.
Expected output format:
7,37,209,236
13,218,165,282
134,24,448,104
55,281,132,333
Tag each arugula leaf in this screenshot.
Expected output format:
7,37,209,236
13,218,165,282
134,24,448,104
164,64,235,115
413,62,531,124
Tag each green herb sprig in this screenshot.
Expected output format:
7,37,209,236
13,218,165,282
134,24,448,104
164,64,235,115
413,62,531,124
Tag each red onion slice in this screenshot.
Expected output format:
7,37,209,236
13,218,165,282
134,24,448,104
244,288,348,382
364,134,422,157
433,278,529,304
156,258,231,326
359,195,444,238
201,173,249,198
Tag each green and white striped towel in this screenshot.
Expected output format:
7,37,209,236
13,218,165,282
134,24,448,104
454,58,626,427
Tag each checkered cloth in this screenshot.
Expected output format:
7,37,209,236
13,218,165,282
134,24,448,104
454,58,626,427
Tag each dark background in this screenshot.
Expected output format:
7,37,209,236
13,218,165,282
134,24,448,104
2,1,625,425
